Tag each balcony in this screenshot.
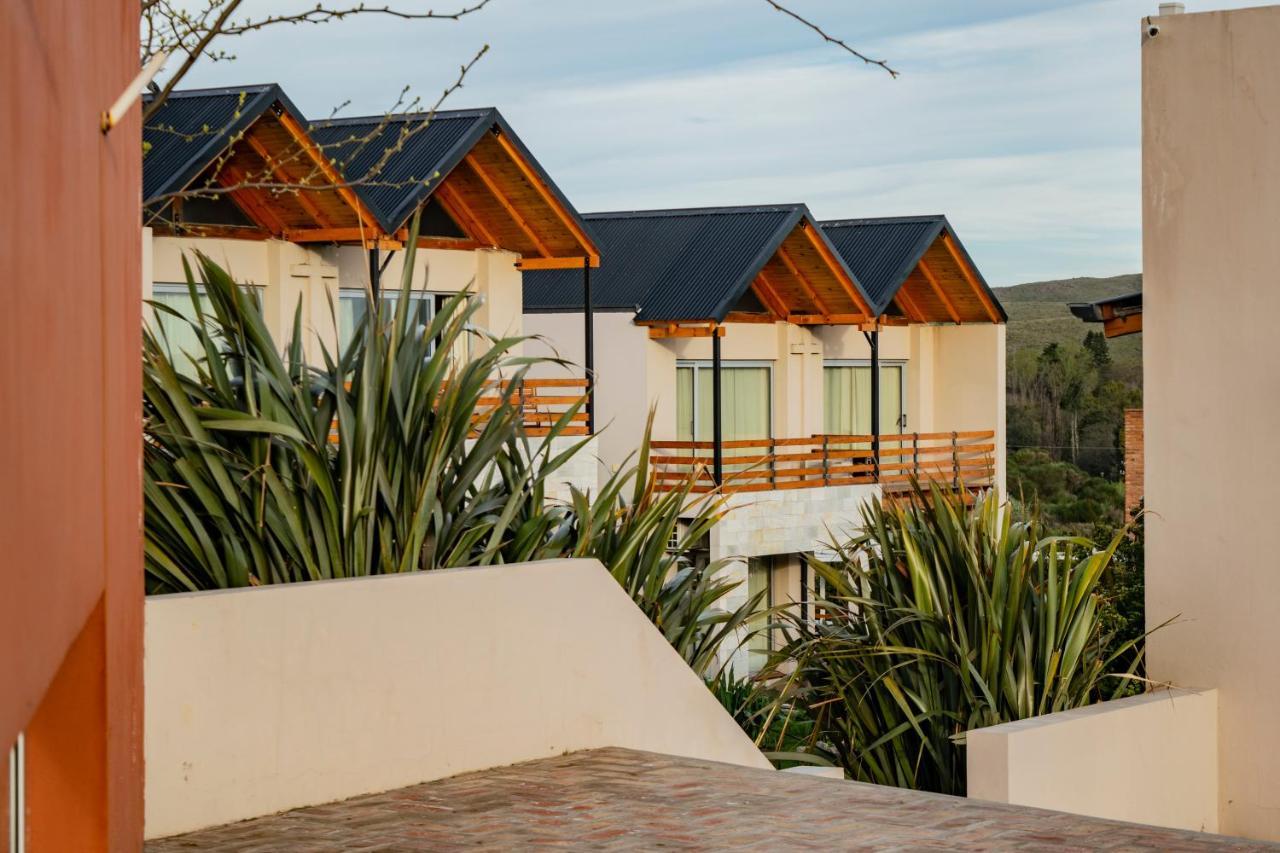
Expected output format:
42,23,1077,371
650,430,996,494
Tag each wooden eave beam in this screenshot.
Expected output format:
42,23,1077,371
941,232,1002,323
463,155,555,258
283,227,401,248
515,256,599,270
776,245,832,318
243,131,335,229
1103,312,1142,338
275,109,384,240
646,322,725,339
723,312,778,324
800,224,873,316
436,181,499,248
918,258,962,324
788,313,868,325
491,130,601,264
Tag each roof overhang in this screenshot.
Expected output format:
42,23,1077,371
1070,291,1143,337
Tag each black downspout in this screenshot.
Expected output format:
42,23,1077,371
870,324,880,479
712,327,723,487
583,256,595,434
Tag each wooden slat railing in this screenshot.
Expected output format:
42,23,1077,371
474,378,591,437
649,431,996,494
329,377,590,442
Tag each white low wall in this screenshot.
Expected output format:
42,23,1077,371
966,688,1219,833
145,559,769,839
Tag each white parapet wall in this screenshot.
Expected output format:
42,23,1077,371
144,559,770,839
966,688,1219,833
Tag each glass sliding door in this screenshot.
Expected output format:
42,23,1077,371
675,362,772,443
823,362,906,435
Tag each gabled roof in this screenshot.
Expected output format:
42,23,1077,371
143,84,381,240
820,216,1006,323
143,84,298,203
523,204,872,324
309,108,598,261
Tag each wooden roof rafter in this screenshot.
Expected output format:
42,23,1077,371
941,232,1002,323
275,109,383,243
917,258,962,324
776,244,833,318
435,181,499,248
462,154,555,259
799,222,873,317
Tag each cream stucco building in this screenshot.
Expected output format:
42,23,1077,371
524,206,1007,671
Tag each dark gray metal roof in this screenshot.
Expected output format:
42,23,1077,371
1069,291,1143,322
819,215,1006,321
523,204,862,323
309,108,593,239
142,84,300,205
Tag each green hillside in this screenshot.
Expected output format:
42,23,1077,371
994,274,1142,383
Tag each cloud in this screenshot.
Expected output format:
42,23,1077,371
176,0,1276,284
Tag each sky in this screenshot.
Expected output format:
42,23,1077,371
178,1,1272,286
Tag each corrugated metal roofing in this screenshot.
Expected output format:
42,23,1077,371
818,216,946,317
1069,291,1143,322
308,109,494,234
524,205,826,322
142,84,293,204
309,107,596,244
819,215,1006,321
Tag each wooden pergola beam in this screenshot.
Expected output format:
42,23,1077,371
463,155,554,258
491,130,600,265
788,313,866,325
941,232,1002,323
800,224,873,316
918,258,962,324
243,131,335,229
776,245,832,318
515,256,600,271
283,226,401,248
643,321,725,339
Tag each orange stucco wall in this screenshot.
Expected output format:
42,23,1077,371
0,0,143,848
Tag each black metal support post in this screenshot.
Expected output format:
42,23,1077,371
583,256,595,434
866,327,881,481
368,246,380,301
712,328,724,487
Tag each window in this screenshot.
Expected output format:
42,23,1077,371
823,361,906,435
338,290,469,361
675,362,772,443
746,557,775,672
150,283,262,375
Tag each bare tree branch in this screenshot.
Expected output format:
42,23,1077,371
763,0,898,78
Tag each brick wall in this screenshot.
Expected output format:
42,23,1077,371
1124,408,1144,517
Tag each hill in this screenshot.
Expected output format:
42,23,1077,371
994,274,1142,383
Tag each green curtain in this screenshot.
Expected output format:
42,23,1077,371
676,364,771,443
823,365,904,435
150,285,214,376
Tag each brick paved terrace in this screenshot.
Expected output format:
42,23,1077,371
147,748,1271,851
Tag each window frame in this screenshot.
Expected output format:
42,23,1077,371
337,288,467,354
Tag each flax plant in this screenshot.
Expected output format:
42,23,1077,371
142,214,757,673
763,481,1145,795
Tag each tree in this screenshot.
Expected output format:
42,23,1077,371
1083,330,1111,370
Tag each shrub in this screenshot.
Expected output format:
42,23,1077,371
762,482,1144,795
